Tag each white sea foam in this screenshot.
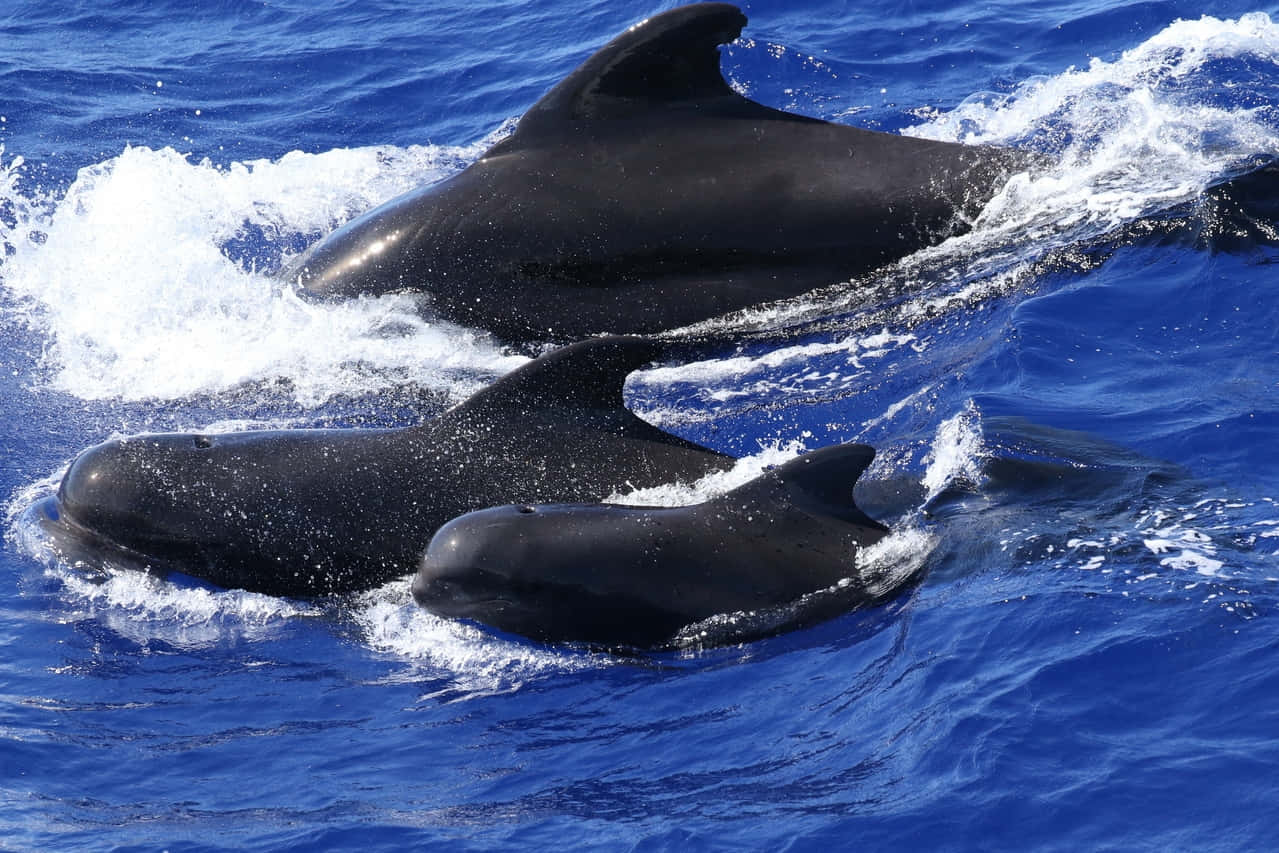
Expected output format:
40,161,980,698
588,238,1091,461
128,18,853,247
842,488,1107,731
922,405,986,500
1140,516,1226,577
912,13,1279,148
605,440,809,506
0,131,524,406
38,555,315,649
631,330,919,410
907,13,1279,244
58,568,318,647
353,582,608,693
640,331,918,387
858,527,938,597
1043,491,1272,594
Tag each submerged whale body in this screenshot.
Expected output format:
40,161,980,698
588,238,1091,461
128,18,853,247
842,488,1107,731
284,2,1033,343
413,443,900,649
36,337,733,596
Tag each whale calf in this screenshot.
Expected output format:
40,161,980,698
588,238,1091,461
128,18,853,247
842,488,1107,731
36,337,733,596
413,443,899,648
284,3,1033,343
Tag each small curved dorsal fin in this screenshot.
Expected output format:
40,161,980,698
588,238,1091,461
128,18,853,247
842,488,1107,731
519,3,750,129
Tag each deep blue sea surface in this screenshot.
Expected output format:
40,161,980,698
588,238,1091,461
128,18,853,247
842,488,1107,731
3,0,1279,849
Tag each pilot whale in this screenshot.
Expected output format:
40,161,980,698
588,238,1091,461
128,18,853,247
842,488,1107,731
35,337,733,596
413,443,900,649
284,3,1033,343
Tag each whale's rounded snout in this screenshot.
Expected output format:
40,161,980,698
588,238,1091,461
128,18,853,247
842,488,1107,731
411,505,534,610
412,522,479,607
58,438,148,533
55,433,216,549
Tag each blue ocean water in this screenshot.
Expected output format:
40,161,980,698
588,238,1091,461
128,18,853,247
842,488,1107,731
2,0,1279,849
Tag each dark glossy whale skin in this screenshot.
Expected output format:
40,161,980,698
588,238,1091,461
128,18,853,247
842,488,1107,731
283,3,1033,343
39,337,734,596
413,443,894,648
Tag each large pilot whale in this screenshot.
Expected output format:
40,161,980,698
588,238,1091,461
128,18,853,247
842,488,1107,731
413,443,899,648
34,337,734,596
283,2,1034,343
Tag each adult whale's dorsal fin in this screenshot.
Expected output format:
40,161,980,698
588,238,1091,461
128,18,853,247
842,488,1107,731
517,3,753,129
446,336,724,453
730,444,889,531
467,335,664,412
